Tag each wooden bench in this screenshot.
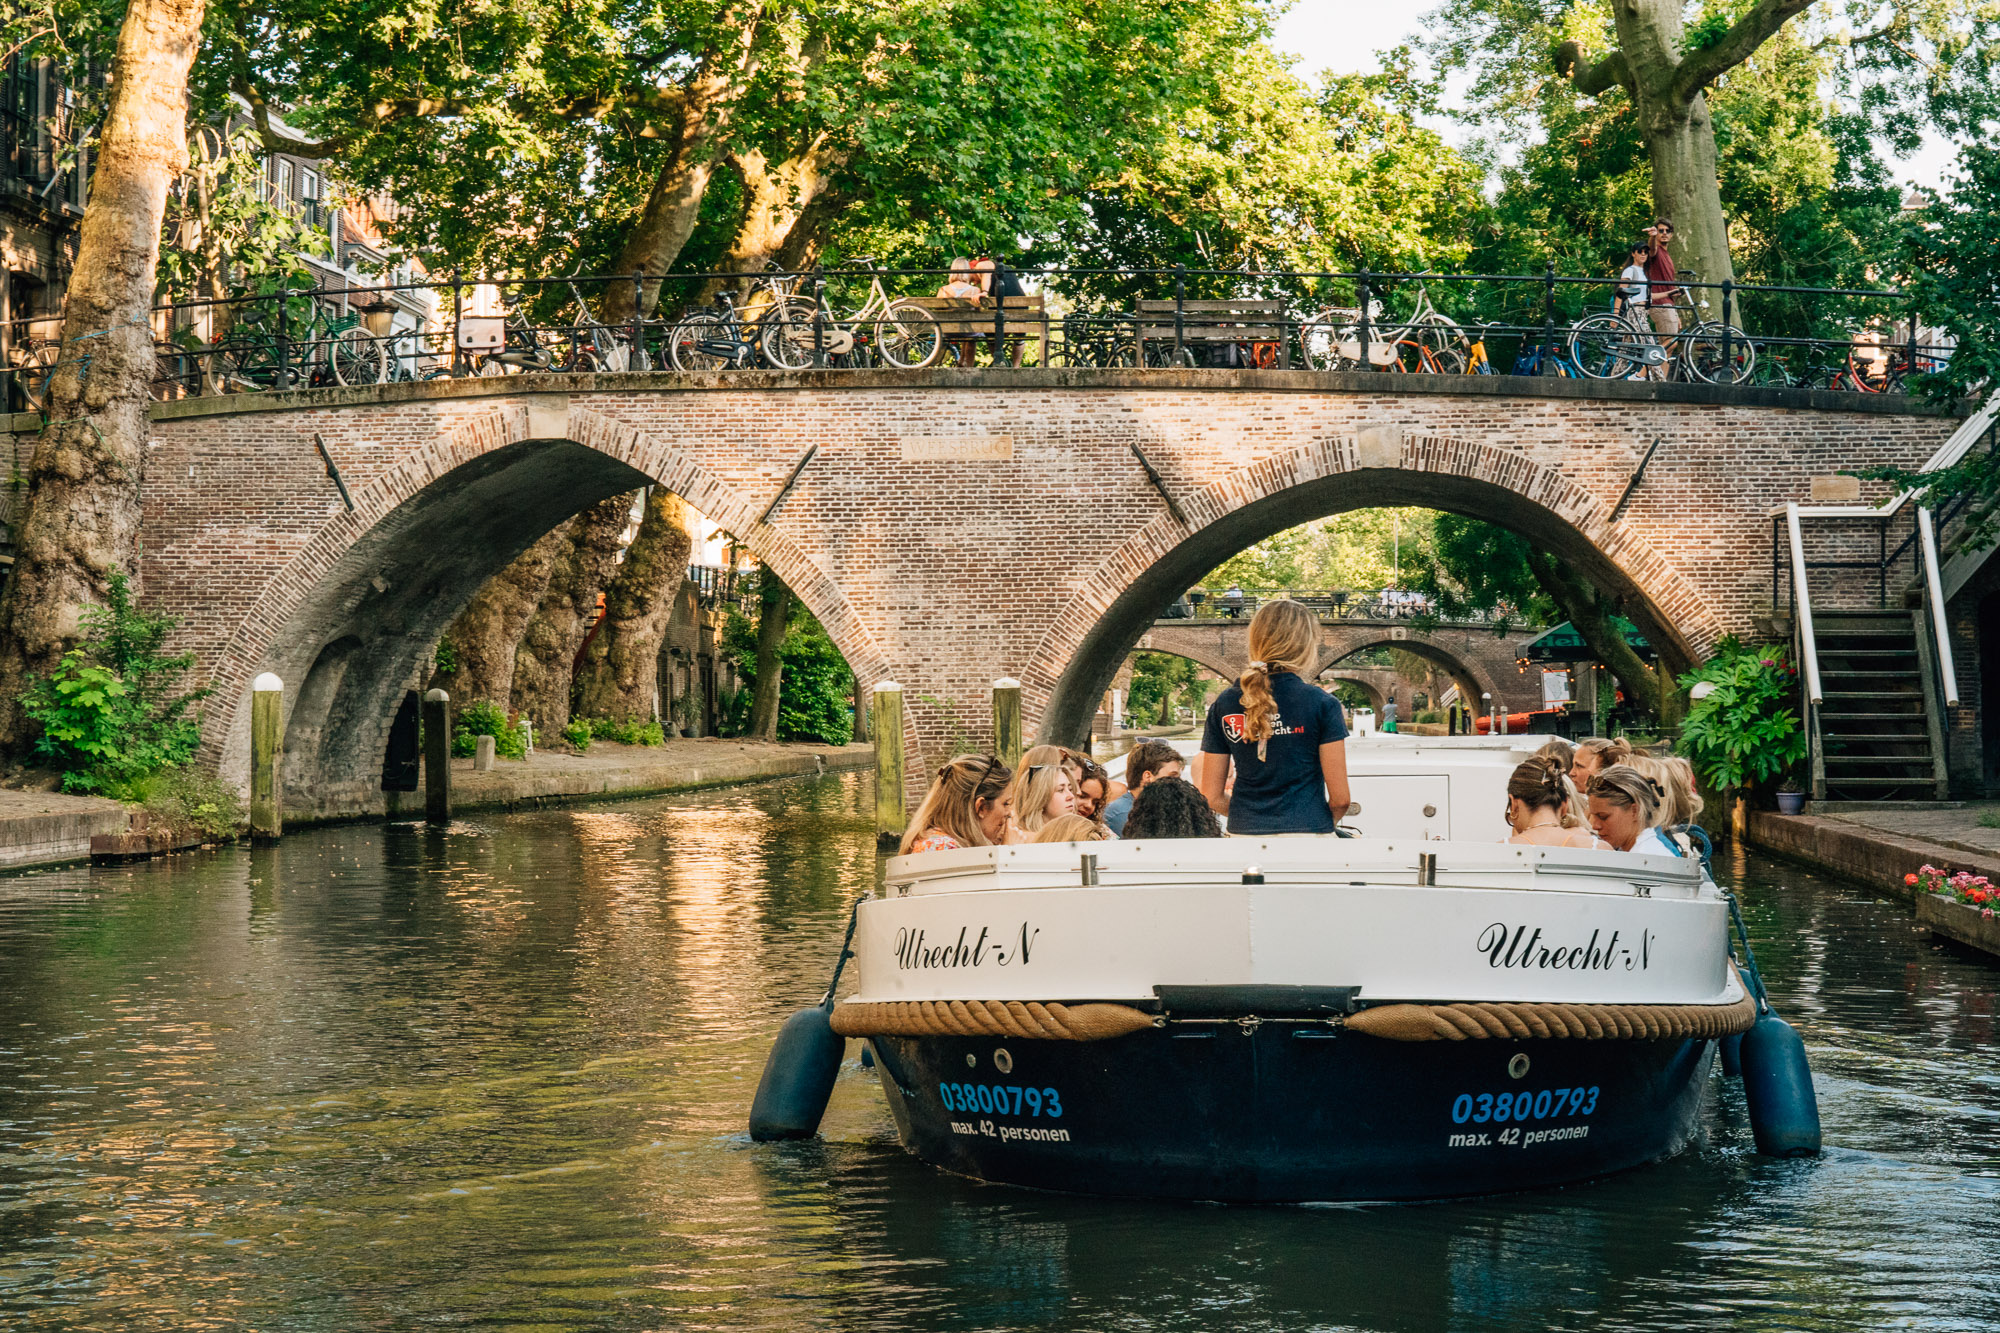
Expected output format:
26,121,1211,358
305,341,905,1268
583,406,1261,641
1135,299,1290,368
902,295,1049,366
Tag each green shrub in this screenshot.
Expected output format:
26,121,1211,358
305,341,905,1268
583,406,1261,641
1676,640,1807,793
433,635,459,675
578,715,665,746
721,599,855,744
130,767,242,842
19,573,210,796
562,719,593,751
451,699,526,759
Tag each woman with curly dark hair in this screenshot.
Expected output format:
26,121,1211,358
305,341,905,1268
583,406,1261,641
1123,776,1224,839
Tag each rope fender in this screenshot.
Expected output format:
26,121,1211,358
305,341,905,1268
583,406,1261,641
1342,993,1758,1042
830,999,1155,1042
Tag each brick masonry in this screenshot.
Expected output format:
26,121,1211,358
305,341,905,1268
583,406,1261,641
16,370,1952,818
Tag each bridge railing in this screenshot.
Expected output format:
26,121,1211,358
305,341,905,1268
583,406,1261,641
1161,589,1509,627
0,262,1955,413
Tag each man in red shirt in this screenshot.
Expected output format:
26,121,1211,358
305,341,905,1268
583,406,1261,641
1642,218,1684,373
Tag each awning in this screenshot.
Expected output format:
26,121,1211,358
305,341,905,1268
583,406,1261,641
1517,618,1654,664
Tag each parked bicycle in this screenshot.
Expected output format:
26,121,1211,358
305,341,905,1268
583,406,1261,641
758,261,941,370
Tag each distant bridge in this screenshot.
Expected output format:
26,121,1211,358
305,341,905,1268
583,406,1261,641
1139,617,1544,712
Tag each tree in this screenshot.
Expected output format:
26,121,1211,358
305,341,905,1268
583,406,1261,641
1204,510,1443,595
721,589,854,743
238,0,1259,311
1428,0,1988,304
575,488,694,720
431,526,563,708
1019,41,1482,295
509,495,632,738
744,569,791,741
1409,514,1676,722
0,0,210,749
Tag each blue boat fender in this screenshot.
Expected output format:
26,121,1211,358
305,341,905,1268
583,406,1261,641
748,895,866,1142
1739,1010,1821,1157
1719,1031,1743,1078
749,1003,845,1141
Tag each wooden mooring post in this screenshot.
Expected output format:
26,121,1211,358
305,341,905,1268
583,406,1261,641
992,677,1023,769
872,681,904,852
250,673,284,842
423,688,452,825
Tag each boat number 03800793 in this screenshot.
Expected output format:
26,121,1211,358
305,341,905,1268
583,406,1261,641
1453,1086,1600,1124
938,1082,1063,1117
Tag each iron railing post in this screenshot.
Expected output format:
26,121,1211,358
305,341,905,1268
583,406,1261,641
1357,268,1373,372
1720,279,1734,383
813,268,826,367
450,273,462,377
274,280,290,389
630,272,644,370
993,265,1007,366
1542,262,1557,368
1907,300,1921,386
1173,264,1186,365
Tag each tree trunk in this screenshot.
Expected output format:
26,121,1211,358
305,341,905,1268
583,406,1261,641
746,571,791,741
510,494,633,737
1640,94,1733,296
599,13,767,323
0,0,206,748
432,525,564,708
1526,551,1671,722
574,488,694,720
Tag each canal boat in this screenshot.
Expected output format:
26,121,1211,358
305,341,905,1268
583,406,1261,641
829,829,1756,1203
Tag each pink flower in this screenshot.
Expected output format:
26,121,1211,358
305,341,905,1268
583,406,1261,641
1984,908,1995,920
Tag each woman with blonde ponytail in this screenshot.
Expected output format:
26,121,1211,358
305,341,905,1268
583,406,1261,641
1194,599,1350,834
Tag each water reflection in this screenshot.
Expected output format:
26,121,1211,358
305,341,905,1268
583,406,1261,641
0,773,1996,1330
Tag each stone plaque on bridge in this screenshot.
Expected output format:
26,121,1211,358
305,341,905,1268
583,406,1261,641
900,434,1014,462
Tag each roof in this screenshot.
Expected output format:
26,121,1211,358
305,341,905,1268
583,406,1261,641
1518,618,1653,664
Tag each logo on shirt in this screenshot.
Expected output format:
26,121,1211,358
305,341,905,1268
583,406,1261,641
1221,711,1301,744
1221,713,1247,743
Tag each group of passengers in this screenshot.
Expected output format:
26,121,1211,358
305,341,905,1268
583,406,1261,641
1500,736,1707,859
902,599,1705,860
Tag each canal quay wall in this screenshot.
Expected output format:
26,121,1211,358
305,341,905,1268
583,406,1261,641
0,789,131,872
395,738,872,819
1744,807,2000,904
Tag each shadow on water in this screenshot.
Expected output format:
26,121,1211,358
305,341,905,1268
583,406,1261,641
0,772,1996,1331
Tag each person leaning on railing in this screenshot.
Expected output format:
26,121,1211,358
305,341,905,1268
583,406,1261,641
1641,219,1685,356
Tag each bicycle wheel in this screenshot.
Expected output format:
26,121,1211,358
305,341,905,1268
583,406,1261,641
758,296,825,371
1413,313,1470,364
1682,322,1754,385
876,302,942,369
1299,318,1344,370
330,329,386,386
1567,314,1651,380
668,314,734,372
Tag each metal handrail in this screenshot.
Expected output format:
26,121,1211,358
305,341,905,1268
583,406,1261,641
1917,506,1960,706
1785,502,1823,706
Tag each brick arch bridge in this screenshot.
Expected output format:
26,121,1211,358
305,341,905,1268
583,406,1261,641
109,369,1956,818
1137,618,1542,715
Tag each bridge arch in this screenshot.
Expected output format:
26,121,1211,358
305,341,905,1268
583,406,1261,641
1316,638,1494,717
1028,427,1712,744
201,400,889,818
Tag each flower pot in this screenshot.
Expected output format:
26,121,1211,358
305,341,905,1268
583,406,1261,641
1917,892,2000,960
1775,790,1805,815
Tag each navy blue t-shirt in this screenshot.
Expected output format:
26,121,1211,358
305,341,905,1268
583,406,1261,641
1200,672,1349,834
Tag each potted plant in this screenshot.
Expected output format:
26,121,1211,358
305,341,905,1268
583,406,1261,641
1775,775,1805,815
1676,640,1808,834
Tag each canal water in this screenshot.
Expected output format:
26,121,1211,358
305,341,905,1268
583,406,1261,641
2,771,1996,1331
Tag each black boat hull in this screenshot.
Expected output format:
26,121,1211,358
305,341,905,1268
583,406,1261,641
868,1024,1712,1203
